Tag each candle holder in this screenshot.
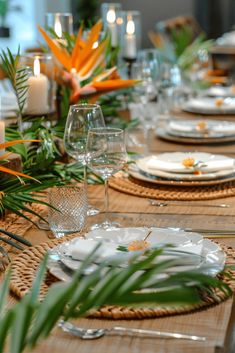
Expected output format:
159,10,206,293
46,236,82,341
45,13,73,39
101,3,122,48
19,53,55,117
120,11,141,78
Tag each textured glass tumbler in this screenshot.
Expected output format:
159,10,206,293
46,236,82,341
48,186,87,238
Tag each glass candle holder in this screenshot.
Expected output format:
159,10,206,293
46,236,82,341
45,13,73,39
121,11,141,61
101,3,122,47
19,53,55,116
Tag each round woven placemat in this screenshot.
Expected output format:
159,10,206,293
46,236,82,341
10,236,235,320
109,175,235,200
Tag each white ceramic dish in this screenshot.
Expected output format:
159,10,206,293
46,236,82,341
135,153,235,180
47,227,225,281
128,165,235,186
167,119,235,138
182,97,235,115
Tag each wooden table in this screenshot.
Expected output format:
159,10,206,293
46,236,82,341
4,112,235,353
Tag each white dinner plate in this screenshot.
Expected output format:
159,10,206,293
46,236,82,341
47,228,225,281
135,153,235,180
167,119,235,139
182,97,235,115
205,86,235,98
128,164,235,186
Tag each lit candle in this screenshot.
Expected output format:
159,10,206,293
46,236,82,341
54,16,63,38
0,119,5,156
124,17,137,59
107,8,118,47
53,15,67,46
25,57,49,115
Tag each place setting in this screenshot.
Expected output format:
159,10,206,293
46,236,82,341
127,151,235,186
181,96,235,115
10,223,231,321
156,118,235,144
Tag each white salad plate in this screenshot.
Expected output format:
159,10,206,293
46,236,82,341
167,119,235,139
135,153,235,181
47,227,225,281
182,97,235,115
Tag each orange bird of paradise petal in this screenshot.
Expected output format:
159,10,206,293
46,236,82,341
38,20,107,81
0,139,41,182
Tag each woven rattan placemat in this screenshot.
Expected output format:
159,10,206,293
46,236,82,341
109,175,235,201
9,236,235,320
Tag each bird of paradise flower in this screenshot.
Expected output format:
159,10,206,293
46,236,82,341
38,21,139,103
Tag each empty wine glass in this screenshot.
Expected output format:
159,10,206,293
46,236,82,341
86,128,128,229
63,104,105,215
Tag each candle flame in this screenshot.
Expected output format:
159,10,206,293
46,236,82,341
107,9,116,24
54,17,62,38
92,41,99,49
34,57,40,76
126,19,135,35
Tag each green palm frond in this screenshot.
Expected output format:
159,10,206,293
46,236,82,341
0,247,232,353
0,47,29,116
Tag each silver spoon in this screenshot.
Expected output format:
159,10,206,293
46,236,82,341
148,199,230,208
59,320,206,341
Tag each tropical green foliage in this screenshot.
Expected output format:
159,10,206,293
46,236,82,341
157,29,214,72
0,246,232,353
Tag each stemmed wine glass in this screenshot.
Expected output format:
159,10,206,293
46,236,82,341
86,128,128,229
63,104,105,215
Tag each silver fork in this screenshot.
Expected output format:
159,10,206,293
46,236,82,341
59,320,206,342
0,246,11,272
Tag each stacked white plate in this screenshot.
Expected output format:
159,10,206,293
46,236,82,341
166,119,235,139
131,152,235,185
182,97,235,115
47,227,226,282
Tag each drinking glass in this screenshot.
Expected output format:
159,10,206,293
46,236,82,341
48,185,87,238
63,104,105,215
86,128,128,229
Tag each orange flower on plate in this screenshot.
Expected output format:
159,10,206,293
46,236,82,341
215,98,224,107
196,121,207,131
128,240,150,252
182,157,195,168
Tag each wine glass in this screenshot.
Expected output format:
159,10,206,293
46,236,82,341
63,104,105,215
86,128,128,229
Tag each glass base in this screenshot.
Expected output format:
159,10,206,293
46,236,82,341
90,220,121,230
87,205,100,216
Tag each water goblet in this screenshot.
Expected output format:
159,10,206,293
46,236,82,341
63,104,105,215
86,128,128,229
48,185,87,238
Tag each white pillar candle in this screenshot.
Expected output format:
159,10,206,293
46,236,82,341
25,57,49,115
124,18,137,59
106,9,118,47
0,120,5,156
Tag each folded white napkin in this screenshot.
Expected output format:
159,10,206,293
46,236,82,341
69,239,117,262
187,98,235,111
67,237,202,267
143,155,234,173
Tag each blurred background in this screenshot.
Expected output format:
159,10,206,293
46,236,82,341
1,0,235,52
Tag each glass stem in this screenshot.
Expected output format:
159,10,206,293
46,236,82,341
104,177,109,224
83,163,88,193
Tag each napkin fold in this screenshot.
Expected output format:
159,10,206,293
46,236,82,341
169,120,235,135
68,238,203,267
142,155,234,173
